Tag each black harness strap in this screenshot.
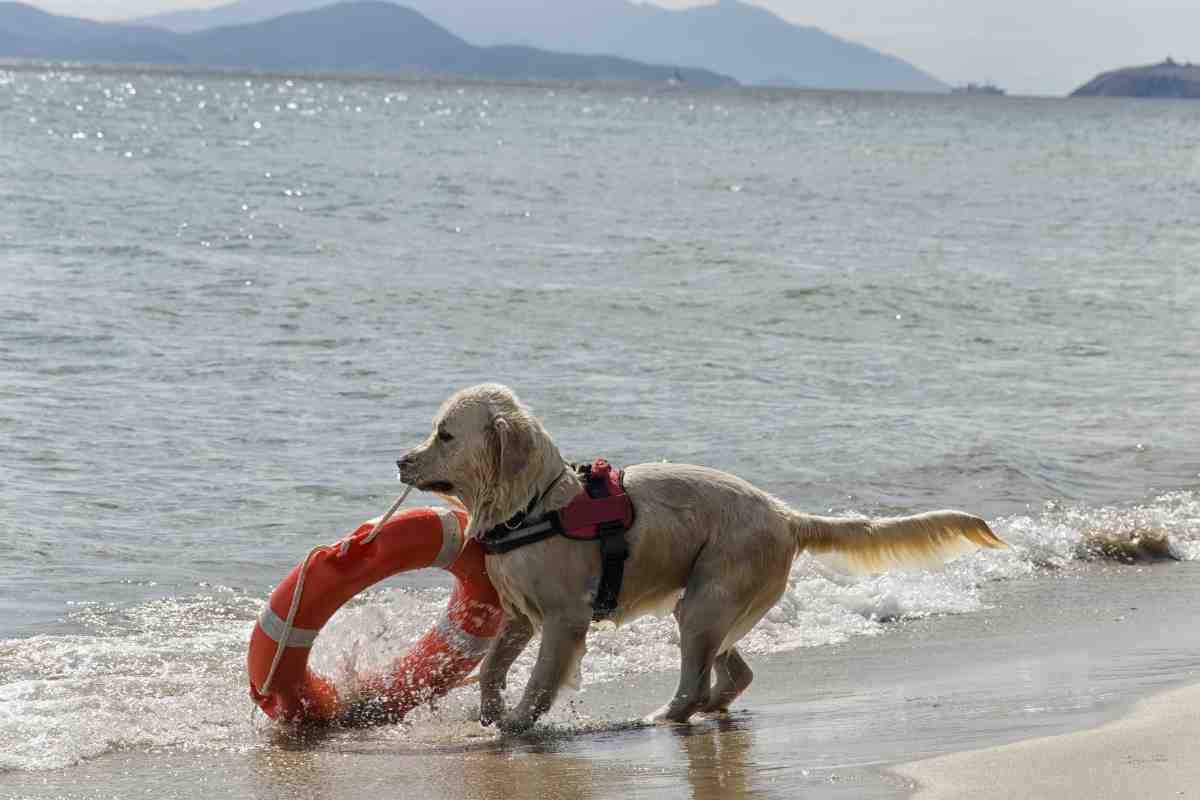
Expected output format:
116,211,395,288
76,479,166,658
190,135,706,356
479,468,569,554
479,517,560,554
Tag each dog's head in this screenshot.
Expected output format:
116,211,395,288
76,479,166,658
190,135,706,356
397,383,543,521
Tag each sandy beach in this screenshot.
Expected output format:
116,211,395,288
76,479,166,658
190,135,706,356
897,681,1200,799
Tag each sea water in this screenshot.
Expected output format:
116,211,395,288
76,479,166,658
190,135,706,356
2,67,1199,777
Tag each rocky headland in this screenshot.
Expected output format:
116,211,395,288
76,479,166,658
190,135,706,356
1072,58,1200,98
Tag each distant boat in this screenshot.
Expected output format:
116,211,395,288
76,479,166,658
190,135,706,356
952,82,1006,96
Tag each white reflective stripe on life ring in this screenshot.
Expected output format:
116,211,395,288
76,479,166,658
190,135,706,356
434,612,493,658
431,507,464,569
257,605,321,648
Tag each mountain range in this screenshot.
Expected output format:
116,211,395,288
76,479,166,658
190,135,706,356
0,0,734,84
1,0,948,92
138,0,947,92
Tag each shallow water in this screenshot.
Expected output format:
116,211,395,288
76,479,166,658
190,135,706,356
5,559,1200,799
2,66,1200,791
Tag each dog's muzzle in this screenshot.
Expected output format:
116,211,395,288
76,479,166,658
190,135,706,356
396,455,418,485
397,455,453,493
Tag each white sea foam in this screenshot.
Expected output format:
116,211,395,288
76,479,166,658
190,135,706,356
0,592,260,772
2,492,1197,771
996,490,1200,566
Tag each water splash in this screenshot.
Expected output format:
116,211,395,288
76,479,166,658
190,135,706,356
0,590,259,772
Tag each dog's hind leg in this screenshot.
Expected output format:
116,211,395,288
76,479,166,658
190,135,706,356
651,535,787,724
703,647,753,714
646,585,739,724
479,610,534,727
499,615,589,733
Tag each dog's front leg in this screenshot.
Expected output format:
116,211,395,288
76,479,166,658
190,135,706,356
499,616,588,733
479,611,534,727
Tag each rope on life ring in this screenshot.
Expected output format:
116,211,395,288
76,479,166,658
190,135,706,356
246,502,502,724
257,487,413,700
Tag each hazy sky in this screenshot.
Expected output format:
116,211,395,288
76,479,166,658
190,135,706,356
662,0,1200,95
33,0,1200,95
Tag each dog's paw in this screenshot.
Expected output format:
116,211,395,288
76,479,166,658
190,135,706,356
641,704,690,726
696,708,732,720
641,704,669,725
498,712,535,734
479,697,505,727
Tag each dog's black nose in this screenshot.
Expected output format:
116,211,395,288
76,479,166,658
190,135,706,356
397,454,414,471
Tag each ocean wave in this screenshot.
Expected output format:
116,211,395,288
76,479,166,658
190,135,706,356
997,490,1200,566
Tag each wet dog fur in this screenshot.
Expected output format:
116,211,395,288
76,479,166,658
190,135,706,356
397,383,1006,732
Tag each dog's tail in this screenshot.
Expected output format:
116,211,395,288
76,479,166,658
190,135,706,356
789,510,1006,572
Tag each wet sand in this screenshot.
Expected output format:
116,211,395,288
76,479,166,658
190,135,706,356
896,681,1200,799
4,560,1200,799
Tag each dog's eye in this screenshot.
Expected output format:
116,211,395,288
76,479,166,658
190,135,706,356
437,429,454,443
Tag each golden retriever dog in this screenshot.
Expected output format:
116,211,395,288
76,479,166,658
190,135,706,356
397,383,1005,732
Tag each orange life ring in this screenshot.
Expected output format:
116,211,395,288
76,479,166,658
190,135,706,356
246,506,502,723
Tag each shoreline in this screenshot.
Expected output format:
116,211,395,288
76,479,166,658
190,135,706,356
893,678,1200,799
0,58,721,91
5,560,1200,798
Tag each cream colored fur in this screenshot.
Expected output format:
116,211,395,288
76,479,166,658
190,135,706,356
397,383,1006,732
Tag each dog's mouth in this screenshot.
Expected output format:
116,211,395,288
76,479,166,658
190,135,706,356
396,459,452,494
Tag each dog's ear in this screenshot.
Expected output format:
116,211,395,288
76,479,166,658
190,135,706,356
492,414,533,482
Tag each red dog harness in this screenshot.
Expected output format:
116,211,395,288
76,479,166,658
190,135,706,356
480,459,635,620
